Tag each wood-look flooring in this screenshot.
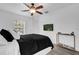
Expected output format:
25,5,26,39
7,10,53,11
47,45,79,55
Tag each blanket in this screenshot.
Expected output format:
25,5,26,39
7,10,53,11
17,34,54,55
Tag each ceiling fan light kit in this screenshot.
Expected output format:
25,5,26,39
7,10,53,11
30,8,36,13
22,3,44,16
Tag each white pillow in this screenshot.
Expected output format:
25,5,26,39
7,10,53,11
9,30,20,39
0,34,8,45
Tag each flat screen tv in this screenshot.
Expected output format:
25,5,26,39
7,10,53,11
43,24,53,31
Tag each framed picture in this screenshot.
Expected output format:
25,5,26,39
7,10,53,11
43,24,53,31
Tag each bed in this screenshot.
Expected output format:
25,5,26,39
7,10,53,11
0,29,54,55
17,34,53,55
0,40,52,55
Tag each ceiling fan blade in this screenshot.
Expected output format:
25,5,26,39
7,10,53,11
36,5,43,10
31,13,34,16
23,3,30,8
36,11,43,14
22,10,29,12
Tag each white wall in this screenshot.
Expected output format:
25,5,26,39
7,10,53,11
38,14,56,43
30,16,40,34
38,5,79,51
0,9,32,34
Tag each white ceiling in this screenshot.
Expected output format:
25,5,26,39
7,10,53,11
0,3,78,17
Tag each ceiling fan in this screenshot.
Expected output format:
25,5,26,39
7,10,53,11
22,3,44,16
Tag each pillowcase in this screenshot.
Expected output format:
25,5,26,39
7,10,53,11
0,29,14,42
9,30,20,39
0,34,8,45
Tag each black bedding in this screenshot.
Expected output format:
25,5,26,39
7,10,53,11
17,34,54,55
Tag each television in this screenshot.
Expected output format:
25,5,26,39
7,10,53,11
43,24,53,31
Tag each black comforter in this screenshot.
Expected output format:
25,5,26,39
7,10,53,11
17,34,54,55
